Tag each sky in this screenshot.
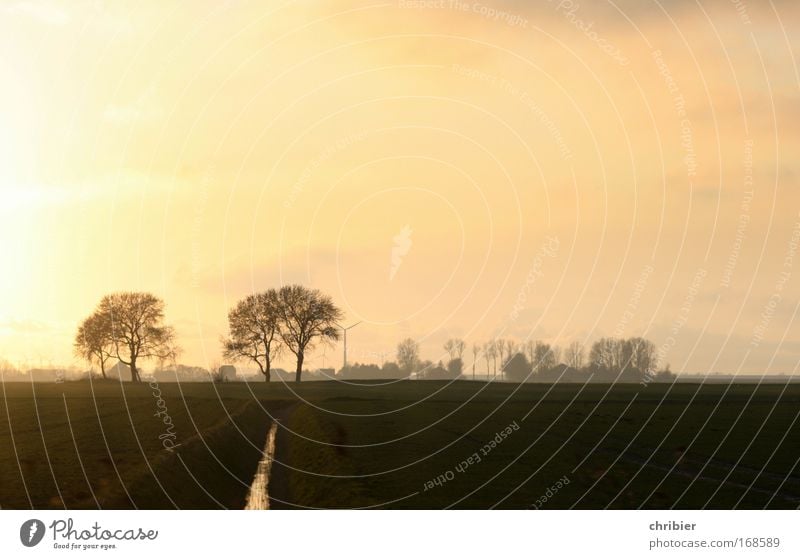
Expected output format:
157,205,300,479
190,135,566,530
0,0,799,374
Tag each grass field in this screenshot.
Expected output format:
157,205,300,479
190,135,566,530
1,379,798,509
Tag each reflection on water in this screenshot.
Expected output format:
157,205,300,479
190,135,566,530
244,423,278,510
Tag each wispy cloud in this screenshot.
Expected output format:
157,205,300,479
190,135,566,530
0,318,51,334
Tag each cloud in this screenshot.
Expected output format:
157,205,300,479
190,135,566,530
0,318,51,334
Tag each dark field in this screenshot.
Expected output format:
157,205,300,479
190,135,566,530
1,380,798,509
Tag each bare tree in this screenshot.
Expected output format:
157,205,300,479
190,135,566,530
523,340,536,367
74,312,114,379
496,338,507,372
626,337,656,372
483,342,492,376
397,338,420,375
589,337,622,371
96,292,178,382
486,341,499,376
278,285,342,383
565,341,584,369
471,342,480,380
503,339,517,371
588,337,656,375
551,345,562,365
443,338,466,361
533,342,556,373
223,291,283,382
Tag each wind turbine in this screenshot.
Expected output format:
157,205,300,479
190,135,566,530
336,321,362,370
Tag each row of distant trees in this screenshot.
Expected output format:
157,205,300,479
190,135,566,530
75,286,341,383
74,287,669,383
338,336,670,382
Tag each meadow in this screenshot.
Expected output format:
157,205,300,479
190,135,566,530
1,380,798,509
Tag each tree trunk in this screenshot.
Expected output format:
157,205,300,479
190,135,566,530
130,359,139,382
264,357,271,382
100,359,107,379
295,352,304,383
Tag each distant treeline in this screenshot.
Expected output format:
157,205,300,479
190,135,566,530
339,336,675,383
3,287,677,384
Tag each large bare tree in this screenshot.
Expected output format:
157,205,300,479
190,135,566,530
97,292,178,382
223,290,283,382
74,312,114,379
277,285,342,382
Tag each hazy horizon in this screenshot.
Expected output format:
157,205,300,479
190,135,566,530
2,0,800,375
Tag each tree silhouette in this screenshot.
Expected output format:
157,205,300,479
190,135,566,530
503,339,517,379
443,338,465,361
588,337,656,375
589,337,614,371
496,338,508,373
485,341,498,376
471,342,480,380
223,290,283,382
397,338,419,375
504,352,531,382
277,285,342,382
483,342,492,376
96,292,178,382
533,342,556,373
447,358,463,378
565,341,584,369
74,312,114,379
523,340,536,368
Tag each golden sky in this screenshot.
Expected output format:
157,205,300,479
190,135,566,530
1,0,799,374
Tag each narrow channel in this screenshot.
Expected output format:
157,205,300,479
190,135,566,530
244,423,278,510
